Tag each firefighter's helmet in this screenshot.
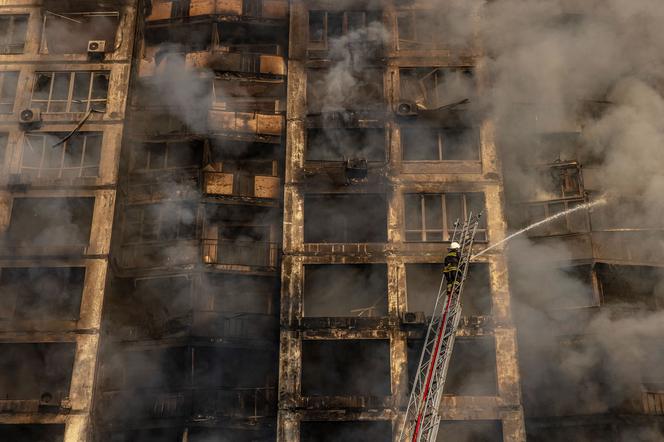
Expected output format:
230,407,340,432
450,242,461,250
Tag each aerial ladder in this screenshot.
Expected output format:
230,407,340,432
399,213,482,442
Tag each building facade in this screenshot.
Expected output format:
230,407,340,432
0,0,136,441
0,1,661,441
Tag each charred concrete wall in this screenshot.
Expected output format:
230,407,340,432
92,0,287,440
0,0,137,440
277,0,524,440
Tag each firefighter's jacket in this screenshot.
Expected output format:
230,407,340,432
443,250,460,275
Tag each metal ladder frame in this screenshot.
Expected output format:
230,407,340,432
399,213,482,442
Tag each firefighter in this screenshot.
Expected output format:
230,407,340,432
443,242,461,293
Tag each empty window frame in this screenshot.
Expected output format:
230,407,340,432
400,67,474,110
304,194,388,243
202,273,276,314
445,336,497,395
525,199,589,236
41,11,119,54
306,128,385,162
0,267,85,321
0,15,29,54
5,197,95,247
301,339,391,396
21,132,102,178
0,72,19,114
437,420,503,442
406,263,491,316
596,264,664,308
301,421,392,442
132,140,202,172
307,68,384,113
0,133,8,166
122,202,197,244
0,343,76,401
0,425,65,442
540,164,583,199
404,193,487,242
402,126,479,161
308,11,381,46
31,71,110,113
397,11,443,50
303,264,388,317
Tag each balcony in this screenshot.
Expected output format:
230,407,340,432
147,0,288,21
99,386,277,422
186,48,286,76
208,109,283,141
202,238,278,270
124,167,201,203
116,311,278,343
203,171,279,200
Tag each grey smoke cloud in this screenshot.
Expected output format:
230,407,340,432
473,0,664,434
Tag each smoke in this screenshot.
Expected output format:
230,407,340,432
470,0,664,436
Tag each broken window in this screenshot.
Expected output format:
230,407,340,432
304,194,388,243
307,68,383,113
397,11,446,50
5,197,95,248
301,421,392,442
0,15,28,54
202,205,277,267
212,77,284,113
201,273,276,315
132,140,202,172
0,133,7,166
193,347,275,389
437,420,503,442
120,346,188,390
301,340,391,396
400,68,474,110
538,163,583,199
31,71,109,113
205,141,280,199
122,202,197,244
525,199,588,236
404,192,487,242
597,264,664,309
41,11,119,54
0,72,19,114
0,425,65,442
0,267,85,321
527,424,613,442
445,336,497,395
402,125,479,161
306,128,385,162
304,264,388,317
21,132,102,178
0,343,76,402
188,428,274,442
307,10,382,48
406,263,491,316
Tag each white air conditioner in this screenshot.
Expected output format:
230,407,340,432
18,108,41,127
87,40,106,54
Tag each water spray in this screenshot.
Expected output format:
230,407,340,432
472,196,609,259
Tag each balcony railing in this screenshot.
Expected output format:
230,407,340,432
203,171,279,199
100,386,277,421
202,238,278,268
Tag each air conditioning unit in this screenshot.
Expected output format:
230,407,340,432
395,100,419,117
402,311,426,325
87,40,106,55
18,108,41,127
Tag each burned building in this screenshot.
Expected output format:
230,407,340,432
0,0,662,441
0,0,136,440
